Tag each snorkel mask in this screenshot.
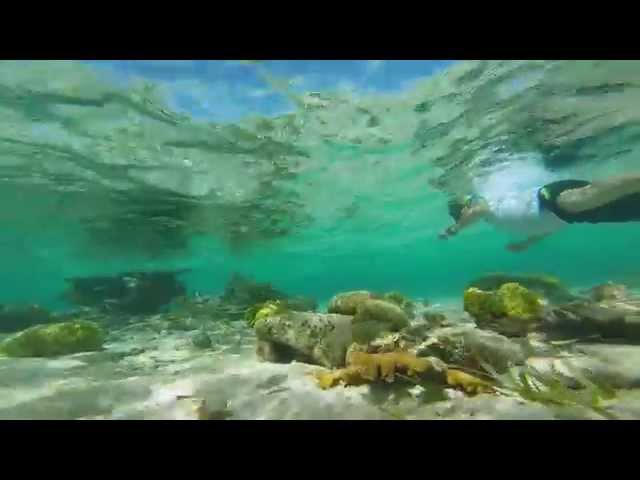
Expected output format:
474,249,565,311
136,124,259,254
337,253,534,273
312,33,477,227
447,194,479,222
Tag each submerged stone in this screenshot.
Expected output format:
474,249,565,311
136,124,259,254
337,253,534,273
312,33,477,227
464,283,544,337
0,320,105,358
415,326,526,374
467,273,576,304
64,270,187,315
254,312,354,368
327,291,373,315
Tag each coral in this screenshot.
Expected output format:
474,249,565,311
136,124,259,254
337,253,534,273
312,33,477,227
312,350,439,390
353,299,410,331
245,300,289,328
327,291,373,315
467,272,575,304
381,292,416,316
464,283,543,336
463,288,494,320
445,369,494,395
492,283,544,319
0,320,105,358
349,299,410,344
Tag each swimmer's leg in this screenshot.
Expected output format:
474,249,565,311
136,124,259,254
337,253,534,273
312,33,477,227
557,174,640,214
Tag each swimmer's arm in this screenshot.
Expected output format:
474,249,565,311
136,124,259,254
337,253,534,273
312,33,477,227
439,204,490,239
506,233,550,252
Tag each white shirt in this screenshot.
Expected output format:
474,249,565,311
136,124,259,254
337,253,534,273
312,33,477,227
484,187,567,236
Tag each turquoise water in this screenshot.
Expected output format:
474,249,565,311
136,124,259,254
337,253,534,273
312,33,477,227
2,60,640,420
1,60,639,308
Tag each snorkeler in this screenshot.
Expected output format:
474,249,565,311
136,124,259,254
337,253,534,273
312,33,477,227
440,175,640,252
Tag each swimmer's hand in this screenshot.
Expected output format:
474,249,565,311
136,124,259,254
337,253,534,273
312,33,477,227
506,234,550,253
439,225,458,239
506,241,529,253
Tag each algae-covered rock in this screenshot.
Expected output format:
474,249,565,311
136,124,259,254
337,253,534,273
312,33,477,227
327,291,373,315
467,273,575,304
464,283,543,336
381,292,416,316
254,312,354,368
349,299,410,344
0,320,105,358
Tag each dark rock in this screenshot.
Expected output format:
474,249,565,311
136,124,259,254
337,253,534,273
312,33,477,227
0,305,53,333
64,269,188,315
220,273,288,307
218,273,316,321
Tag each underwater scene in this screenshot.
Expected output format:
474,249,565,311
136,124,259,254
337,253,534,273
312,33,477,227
2,59,640,420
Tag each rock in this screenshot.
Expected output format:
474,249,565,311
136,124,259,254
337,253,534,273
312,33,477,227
587,282,629,302
543,300,640,339
381,292,416,316
467,273,576,304
414,326,526,373
352,299,410,342
64,270,187,315
217,273,317,322
0,320,105,358
464,283,544,337
0,305,53,333
401,321,433,341
254,312,354,368
191,331,212,349
220,273,288,307
422,312,449,328
286,296,318,313
327,290,373,315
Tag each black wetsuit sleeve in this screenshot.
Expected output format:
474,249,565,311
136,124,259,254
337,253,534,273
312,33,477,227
539,179,640,224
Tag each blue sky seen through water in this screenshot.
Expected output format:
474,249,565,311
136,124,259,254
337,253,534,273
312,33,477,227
83,60,455,122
